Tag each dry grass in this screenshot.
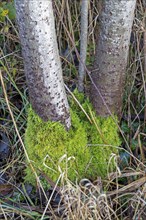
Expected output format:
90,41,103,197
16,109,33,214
0,0,146,219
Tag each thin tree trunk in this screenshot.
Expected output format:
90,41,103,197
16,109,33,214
78,0,89,92
91,0,136,117
15,0,71,129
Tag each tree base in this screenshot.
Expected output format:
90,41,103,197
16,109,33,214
24,90,121,186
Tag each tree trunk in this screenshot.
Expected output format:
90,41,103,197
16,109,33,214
78,0,89,92
15,0,71,129
91,0,136,117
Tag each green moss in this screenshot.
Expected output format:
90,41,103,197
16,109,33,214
25,90,121,185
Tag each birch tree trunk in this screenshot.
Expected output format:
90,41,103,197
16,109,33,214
78,0,89,92
15,0,71,129
91,0,136,117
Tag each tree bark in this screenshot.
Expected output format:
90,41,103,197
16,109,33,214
78,0,89,92
15,0,71,129
91,0,136,117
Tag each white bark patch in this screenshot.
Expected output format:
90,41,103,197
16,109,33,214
91,0,136,116
15,0,71,129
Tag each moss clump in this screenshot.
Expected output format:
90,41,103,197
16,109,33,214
25,90,121,185
25,108,91,185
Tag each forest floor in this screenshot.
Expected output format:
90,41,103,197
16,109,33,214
0,0,146,219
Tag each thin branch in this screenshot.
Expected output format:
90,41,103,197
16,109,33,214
78,0,89,92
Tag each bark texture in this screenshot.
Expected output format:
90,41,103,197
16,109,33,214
78,0,89,92
91,0,136,117
15,0,71,129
